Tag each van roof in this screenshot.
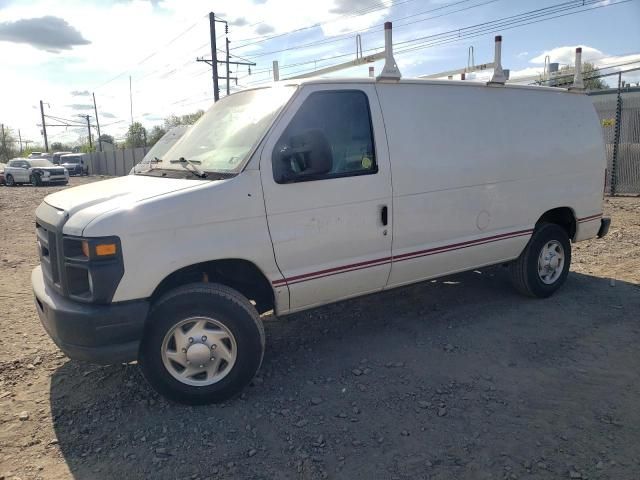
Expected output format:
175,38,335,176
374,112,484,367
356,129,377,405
264,77,573,94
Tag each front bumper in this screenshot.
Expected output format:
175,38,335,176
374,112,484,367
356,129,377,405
32,266,148,364
41,176,68,183
598,217,611,238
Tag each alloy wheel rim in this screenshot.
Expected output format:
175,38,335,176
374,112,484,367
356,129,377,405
537,240,565,284
161,317,237,387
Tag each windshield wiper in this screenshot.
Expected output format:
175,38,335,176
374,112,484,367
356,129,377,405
169,157,208,178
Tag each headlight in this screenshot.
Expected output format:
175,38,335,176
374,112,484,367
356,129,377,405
63,236,124,303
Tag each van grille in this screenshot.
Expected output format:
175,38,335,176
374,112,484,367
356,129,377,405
36,222,62,290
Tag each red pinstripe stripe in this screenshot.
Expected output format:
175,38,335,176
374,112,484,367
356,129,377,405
272,255,392,286
392,229,533,262
577,213,602,223
272,228,533,287
284,258,391,286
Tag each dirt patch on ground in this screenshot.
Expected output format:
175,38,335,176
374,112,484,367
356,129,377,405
1,179,639,479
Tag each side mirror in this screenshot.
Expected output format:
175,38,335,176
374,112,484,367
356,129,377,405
275,129,332,183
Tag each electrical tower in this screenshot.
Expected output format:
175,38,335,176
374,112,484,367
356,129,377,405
197,12,255,101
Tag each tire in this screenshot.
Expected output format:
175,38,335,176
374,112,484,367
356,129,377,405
139,283,265,405
509,223,571,298
30,174,42,187
5,174,15,186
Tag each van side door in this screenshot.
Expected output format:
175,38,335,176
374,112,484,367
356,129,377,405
376,83,534,288
260,85,392,313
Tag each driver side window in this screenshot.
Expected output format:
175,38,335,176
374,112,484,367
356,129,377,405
272,90,377,184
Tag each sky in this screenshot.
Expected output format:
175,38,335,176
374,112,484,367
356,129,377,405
0,0,639,147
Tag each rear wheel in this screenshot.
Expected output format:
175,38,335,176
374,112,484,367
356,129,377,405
30,174,42,187
5,174,15,186
139,283,265,405
509,223,571,298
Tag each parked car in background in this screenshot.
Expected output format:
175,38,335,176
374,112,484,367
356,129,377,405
28,152,53,161
59,153,88,176
0,163,6,185
52,151,73,165
130,125,190,174
4,158,68,186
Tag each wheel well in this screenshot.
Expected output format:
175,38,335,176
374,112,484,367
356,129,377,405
536,207,576,240
151,259,275,314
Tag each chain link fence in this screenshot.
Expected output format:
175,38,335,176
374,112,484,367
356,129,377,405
591,86,640,195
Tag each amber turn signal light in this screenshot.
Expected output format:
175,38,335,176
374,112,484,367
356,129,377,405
95,243,117,256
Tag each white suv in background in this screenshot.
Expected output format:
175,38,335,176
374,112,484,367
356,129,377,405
4,158,69,186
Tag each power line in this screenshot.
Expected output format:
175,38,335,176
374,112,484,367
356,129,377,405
44,113,90,125
63,0,632,139
93,16,206,91
240,0,604,81
232,0,422,49
394,0,632,55
238,0,499,59
242,0,630,86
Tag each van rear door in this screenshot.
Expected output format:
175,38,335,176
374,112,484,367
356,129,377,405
260,84,392,312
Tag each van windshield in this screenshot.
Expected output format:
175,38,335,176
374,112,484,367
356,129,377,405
151,86,296,174
63,156,81,164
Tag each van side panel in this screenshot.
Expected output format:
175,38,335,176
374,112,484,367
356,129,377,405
376,83,605,287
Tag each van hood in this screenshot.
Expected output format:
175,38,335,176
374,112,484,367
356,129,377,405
44,175,207,219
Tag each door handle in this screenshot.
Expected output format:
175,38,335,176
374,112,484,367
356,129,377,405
381,205,388,226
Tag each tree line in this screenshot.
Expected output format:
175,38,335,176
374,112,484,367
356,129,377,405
123,110,205,149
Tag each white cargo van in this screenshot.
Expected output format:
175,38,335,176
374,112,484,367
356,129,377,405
32,75,610,404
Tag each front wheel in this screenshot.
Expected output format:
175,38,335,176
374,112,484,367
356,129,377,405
139,283,265,405
509,223,571,298
30,174,42,187
5,174,15,186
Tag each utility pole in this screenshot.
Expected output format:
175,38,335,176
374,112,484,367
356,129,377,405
86,115,92,149
39,100,49,152
210,12,219,101
129,75,134,125
197,13,254,101
1,124,6,161
18,129,22,154
93,92,102,152
226,37,231,96
78,115,92,149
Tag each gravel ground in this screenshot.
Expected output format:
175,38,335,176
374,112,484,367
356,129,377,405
1,177,639,480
